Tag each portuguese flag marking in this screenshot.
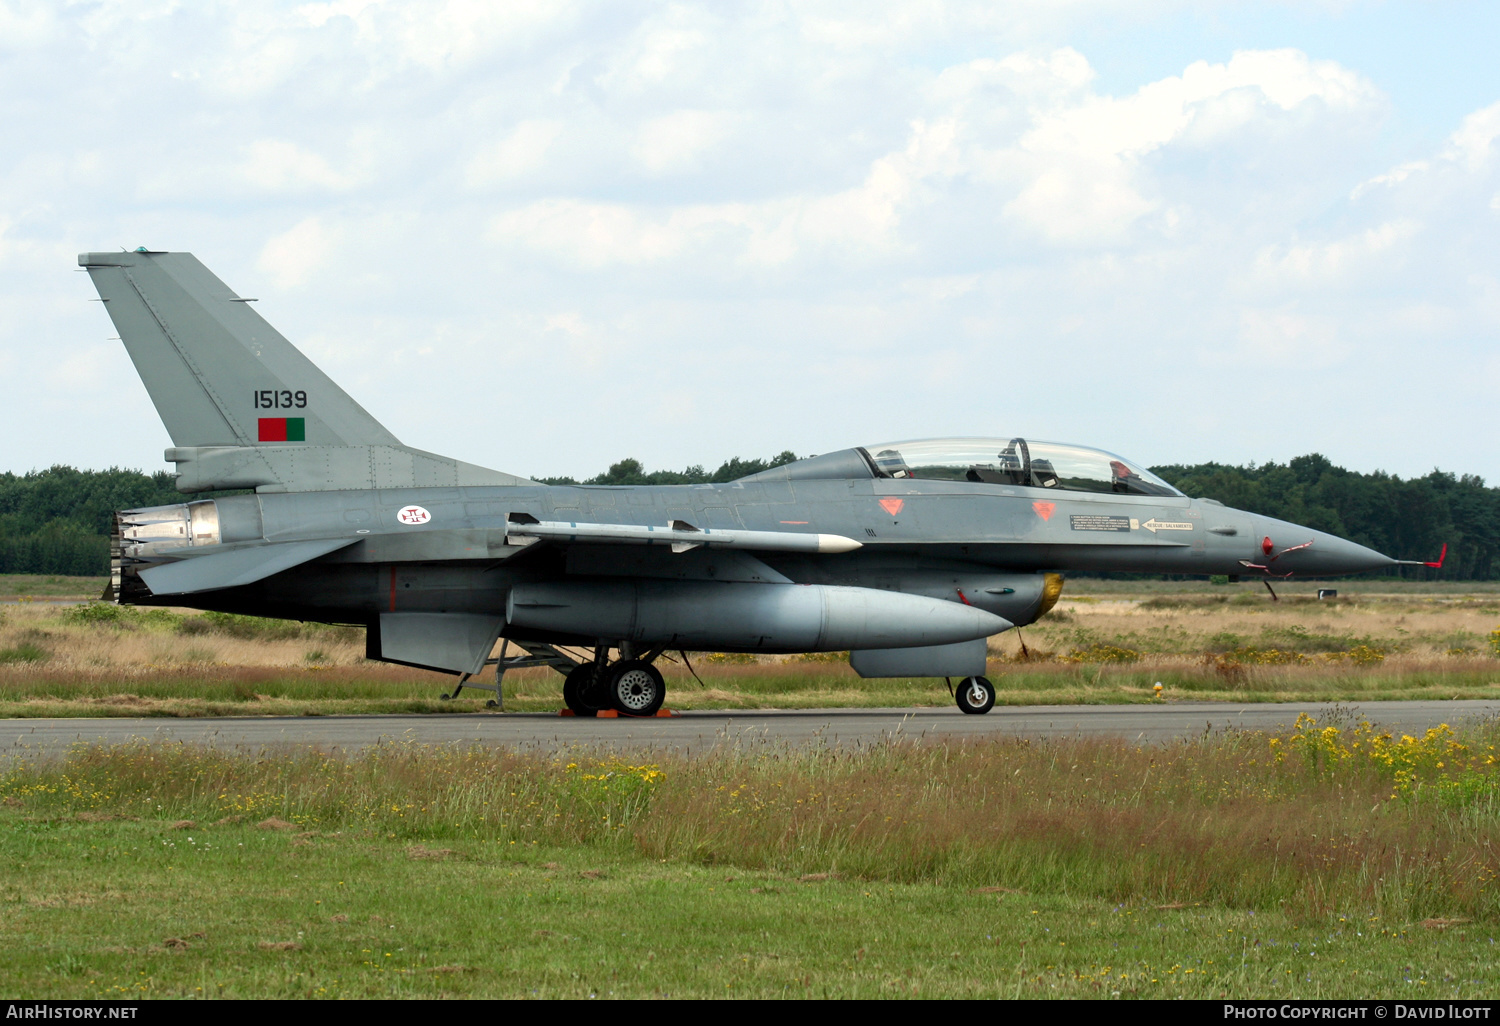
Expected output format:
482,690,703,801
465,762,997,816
258,417,306,442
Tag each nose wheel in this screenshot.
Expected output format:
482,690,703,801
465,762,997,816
955,675,995,715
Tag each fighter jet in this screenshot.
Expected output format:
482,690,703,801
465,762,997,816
80,250,1431,716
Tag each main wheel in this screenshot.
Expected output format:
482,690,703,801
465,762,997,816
605,660,666,717
955,675,995,715
563,664,601,717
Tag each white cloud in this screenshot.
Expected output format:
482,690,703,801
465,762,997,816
1012,50,1371,166
45,344,115,392
1355,99,1500,199
297,1,378,29
1253,220,1420,286
618,25,710,87
1235,308,1350,369
490,200,723,266
992,49,1380,244
0,1,60,50
1351,160,1428,198
1445,100,1500,170
361,0,578,70
1004,169,1156,246
900,274,980,300
929,48,1096,106
242,139,359,192
544,311,586,335
4,4,1499,484
466,120,563,186
488,116,956,268
257,218,339,289
632,110,735,174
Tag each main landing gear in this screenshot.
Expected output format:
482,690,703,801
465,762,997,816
952,675,996,715
562,644,667,718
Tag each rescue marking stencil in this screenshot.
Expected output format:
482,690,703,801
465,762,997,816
1141,519,1193,533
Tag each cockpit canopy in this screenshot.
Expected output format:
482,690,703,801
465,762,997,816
857,438,1183,497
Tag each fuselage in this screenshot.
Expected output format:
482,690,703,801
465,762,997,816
114,446,1396,651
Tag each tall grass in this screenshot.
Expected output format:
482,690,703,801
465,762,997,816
636,726,1500,920
6,715,1498,922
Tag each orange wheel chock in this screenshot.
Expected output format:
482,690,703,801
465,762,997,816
556,708,679,718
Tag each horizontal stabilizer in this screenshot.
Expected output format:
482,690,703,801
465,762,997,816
165,443,532,493
138,538,356,596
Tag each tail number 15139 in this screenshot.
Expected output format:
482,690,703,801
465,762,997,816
254,390,307,409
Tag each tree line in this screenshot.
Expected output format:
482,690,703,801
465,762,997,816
1154,454,1494,580
535,452,801,487
0,467,188,576
1,452,1492,578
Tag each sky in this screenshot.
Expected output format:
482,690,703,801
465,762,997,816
2,0,1498,484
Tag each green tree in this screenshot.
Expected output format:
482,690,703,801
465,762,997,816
1152,456,1495,580
0,466,240,575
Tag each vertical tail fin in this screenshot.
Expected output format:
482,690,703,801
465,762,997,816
80,250,400,448
80,249,530,493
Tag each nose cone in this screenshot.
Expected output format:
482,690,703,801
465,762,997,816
1301,533,1396,575
1261,518,1397,576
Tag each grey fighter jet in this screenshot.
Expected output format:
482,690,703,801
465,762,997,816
81,250,1431,716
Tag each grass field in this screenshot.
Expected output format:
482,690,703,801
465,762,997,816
0,575,106,600
3,714,1498,999
1,581,1499,716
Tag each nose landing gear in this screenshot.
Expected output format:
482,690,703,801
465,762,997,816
954,675,995,715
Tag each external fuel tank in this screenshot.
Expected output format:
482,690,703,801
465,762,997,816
506,580,1010,653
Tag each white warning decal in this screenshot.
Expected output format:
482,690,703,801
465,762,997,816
396,505,432,525
1141,518,1193,533
1069,515,1131,532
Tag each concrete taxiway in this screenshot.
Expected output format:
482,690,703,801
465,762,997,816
3,701,1498,758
